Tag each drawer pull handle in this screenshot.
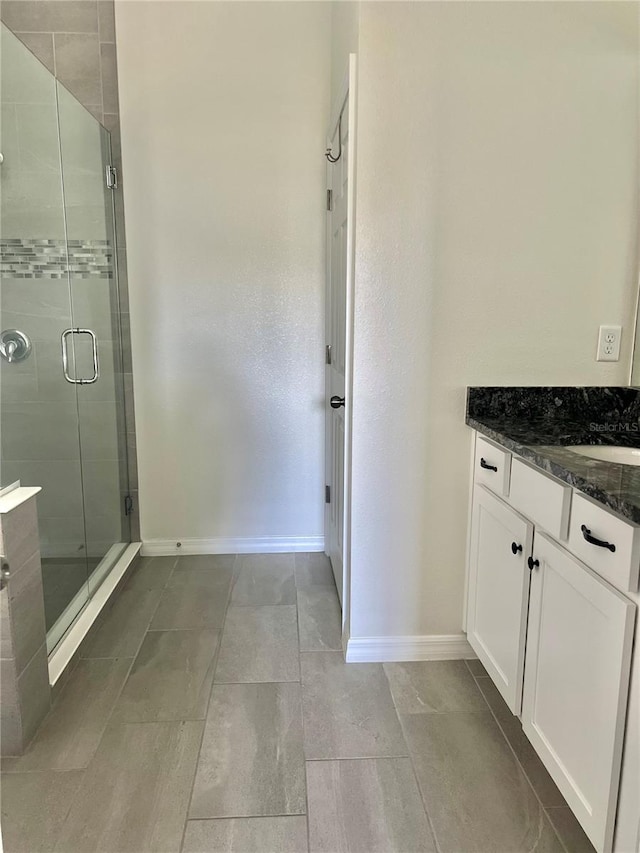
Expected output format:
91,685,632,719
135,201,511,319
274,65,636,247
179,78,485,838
511,542,523,555
527,556,540,571
580,524,616,553
480,458,498,472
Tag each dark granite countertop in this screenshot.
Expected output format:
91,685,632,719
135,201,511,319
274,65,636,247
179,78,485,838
466,387,640,525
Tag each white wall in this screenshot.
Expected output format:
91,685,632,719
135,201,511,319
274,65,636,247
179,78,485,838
116,1,331,549
345,1,639,640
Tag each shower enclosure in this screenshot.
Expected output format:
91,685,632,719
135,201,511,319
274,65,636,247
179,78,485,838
0,25,132,654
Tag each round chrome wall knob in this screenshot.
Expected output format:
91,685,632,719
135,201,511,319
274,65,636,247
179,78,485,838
0,329,32,363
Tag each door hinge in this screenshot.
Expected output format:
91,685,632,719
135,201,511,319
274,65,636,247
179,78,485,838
0,560,10,591
124,494,134,516
105,164,118,190
325,485,331,504
326,189,333,211
325,344,332,365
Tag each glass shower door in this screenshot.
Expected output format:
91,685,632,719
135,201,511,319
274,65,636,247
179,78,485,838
0,25,90,643
56,83,131,598
1,24,131,655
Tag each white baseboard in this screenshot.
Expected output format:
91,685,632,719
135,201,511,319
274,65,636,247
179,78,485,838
345,633,475,663
141,536,325,557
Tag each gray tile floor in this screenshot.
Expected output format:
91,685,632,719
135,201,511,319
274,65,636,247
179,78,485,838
0,553,596,853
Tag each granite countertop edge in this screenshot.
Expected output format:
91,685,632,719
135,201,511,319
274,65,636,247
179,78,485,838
467,415,640,525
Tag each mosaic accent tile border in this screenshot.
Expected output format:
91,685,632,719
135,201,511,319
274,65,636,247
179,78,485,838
0,238,113,279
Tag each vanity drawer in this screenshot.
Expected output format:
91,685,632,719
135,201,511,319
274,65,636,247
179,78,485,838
568,493,640,593
509,458,572,540
474,435,511,496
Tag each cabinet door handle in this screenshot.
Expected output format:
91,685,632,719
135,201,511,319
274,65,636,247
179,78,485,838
527,556,540,571
480,458,498,472
511,542,523,555
580,524,616,553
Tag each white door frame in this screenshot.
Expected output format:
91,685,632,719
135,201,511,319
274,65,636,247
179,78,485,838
325,54,357,650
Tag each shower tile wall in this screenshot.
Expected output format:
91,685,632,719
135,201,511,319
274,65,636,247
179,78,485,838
0,494,51,753
0,0,139,542
0,1,117,125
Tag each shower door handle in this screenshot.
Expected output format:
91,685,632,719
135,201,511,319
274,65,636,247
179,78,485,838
61,328,100,385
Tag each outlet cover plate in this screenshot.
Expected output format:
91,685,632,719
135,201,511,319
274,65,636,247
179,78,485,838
596,325,622,362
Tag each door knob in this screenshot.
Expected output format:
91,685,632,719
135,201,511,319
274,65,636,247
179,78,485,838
330,396,345,409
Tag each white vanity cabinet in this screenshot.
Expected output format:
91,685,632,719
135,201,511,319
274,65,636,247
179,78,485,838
522,533,635,853
467,485,533,714
466,432,639,853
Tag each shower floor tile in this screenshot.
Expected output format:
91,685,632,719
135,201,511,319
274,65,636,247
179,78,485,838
41,559,87,633
0,552,593,853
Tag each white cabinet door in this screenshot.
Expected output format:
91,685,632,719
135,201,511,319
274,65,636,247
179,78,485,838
613,632,640,853
467,485,534,714
522,533,635,853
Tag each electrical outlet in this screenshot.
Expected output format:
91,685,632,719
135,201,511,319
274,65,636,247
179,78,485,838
596,325,622,362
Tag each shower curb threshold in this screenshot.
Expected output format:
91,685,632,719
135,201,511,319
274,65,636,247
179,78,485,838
48,542,141,686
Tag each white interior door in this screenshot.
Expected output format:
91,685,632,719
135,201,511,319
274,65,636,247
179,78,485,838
325,58,356,612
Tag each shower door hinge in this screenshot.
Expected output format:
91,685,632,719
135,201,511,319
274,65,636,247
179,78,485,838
105,165,118,190
124,494,134,516
325,485,331,504
325,344,332,365
326,189,333,211
0,560,10,591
